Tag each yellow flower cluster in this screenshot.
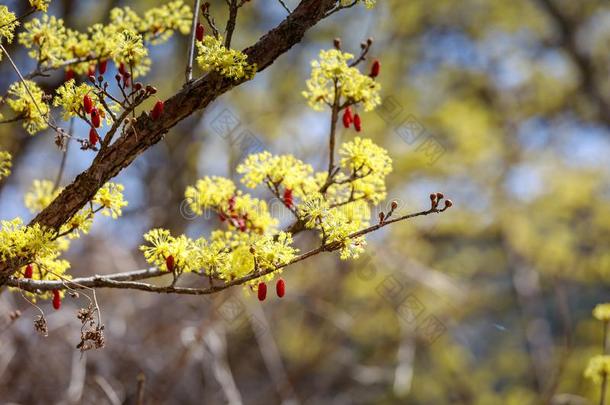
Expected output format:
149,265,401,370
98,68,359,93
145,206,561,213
185,176,277,234
341,0,376,8
585,355,610,384
17,2,191,74
93,182,128,219
0,151,11,180
24,180,61,213
140,228,297,284
0,6,18,51
29,0,51,12
6,80,49,134
196,36,256,80
593,303,610,322
302,49,381,111
237,152,316,198
53,79,94,120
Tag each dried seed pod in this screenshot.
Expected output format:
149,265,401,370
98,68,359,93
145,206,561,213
258,282,267,301
276,278,285,298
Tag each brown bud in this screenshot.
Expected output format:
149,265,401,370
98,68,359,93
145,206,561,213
378,212,385,223
333,38,341,49
391,200,398,210
444,199,453,208
430,193,437,202
367,37,374,45
436,192,444,200
249,246,255,254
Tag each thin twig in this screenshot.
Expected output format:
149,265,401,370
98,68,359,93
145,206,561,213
8,206,446,295
186,0,202,83
53,118,74,190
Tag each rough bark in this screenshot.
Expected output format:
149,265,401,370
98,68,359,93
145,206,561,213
0,0,338,284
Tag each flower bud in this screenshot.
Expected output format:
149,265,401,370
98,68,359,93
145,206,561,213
52,290,61,310
165,255,175,272
87,65,95,77
378,212,385,223
276,278,285,298
436,192,444,200
258,282,267,301
333,38,342,50
391,200,398,210
444,199,453,208
151,100,164,120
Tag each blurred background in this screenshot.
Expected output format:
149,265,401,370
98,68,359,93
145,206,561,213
1,0,610,403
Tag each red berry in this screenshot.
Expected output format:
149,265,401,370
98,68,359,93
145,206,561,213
90,108,101,128
118,62,127,76
24,264,33,279
98,59,108,75
219,212,227,222
87,65,95,77
283,188,293,208
370,59,381,78
276,278,285,298
52,290,61,310
89,127,99,146
151,100,164,120
196,23,205,41
257,282,267,301
65,69,75,81
83,94,93,114
342,107,353,128
353,113,362,132
165,255,175,272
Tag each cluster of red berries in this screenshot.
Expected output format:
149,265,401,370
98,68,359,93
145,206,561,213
218,196,249,232
257,278,285,301
342,106,361,132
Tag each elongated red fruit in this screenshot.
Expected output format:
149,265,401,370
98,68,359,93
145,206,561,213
276,278,285,298
52,290,61,310
65,69,75,81
370,59,381,78
166,255,175,272
196,23,205,41
98,59,108,75
353,113,362,132
257,282,267,301
283,188,293,208
87,65,95,77
342,107,353,128
118,62,127,76
90,108,101,128
24,264,33,279
83,94,93,114
151,100,164,120
89,127,99,146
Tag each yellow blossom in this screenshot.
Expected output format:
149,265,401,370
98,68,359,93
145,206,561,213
0,6,18,49
24,180,62,213
6,80,49,134
93,182,128,219
29,0,51,12
0,151,11,180
585,355,610,384
196,35,256,80
593,303,610,322
19,15,68,66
